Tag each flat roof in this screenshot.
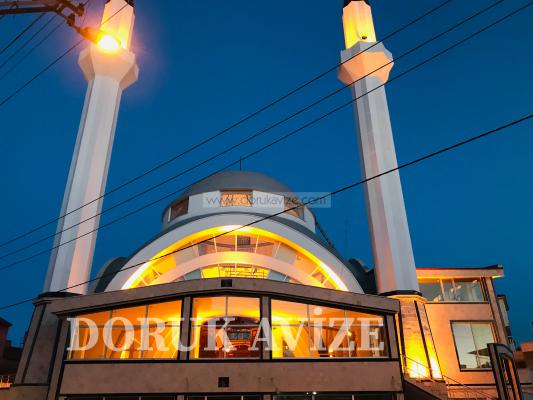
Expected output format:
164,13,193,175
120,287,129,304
416,264,504,278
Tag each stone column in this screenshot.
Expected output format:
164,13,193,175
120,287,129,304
338,0,419,295
44,0,138,294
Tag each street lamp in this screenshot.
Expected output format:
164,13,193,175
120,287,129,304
76,26,122,52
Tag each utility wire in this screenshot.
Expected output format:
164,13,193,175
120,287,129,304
0,0,452,249
0,2,127,107
0,112,531,311
0,12,45,57
0,0,503,260
0,0,93,79
0,13,58,72
0,18,64,82
0,0,529,272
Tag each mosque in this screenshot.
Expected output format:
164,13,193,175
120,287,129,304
0,1,531,400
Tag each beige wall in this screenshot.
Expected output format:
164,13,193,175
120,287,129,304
60,361,403,395
10,278,401,400
425,301,498,384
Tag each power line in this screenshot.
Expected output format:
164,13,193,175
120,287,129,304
0,0,453,249
0,112,530,312
0,17,64,82
0,2,127,107
0,12,44,56
0,0,529,272
0,0,501,260
0,13,58,72
0,0,92,79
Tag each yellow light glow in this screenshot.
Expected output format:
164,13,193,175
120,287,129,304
122,225,349,291
342,1,377,48
100,0,134,50
97,33,122,52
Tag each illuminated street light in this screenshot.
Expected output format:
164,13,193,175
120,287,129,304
76,26,122,52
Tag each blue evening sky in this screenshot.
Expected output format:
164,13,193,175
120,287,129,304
0,0,531,345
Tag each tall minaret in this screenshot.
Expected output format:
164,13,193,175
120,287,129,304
44,0,138,294
338,0,419,296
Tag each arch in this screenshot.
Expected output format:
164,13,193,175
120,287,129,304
103,213,363,293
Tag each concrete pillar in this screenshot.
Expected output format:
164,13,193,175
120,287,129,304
44,0,138,294
395,295,442,380
8,294,72,400
338,0,419,295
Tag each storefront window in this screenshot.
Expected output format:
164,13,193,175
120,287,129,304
190,296,261,359
451,322,495,369
273,393,393,400
68,300,182,360
271,300,387,359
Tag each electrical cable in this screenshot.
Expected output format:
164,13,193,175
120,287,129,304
0,0,505,261
0,0,529,272
0,0,453,248
0,112,530,311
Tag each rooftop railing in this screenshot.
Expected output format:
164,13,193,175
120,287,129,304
0,375,14,389
402,355,497,400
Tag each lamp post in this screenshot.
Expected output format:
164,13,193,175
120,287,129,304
44,0,138,294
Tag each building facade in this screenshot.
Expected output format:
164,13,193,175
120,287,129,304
0,1,529,400
1,171,529,400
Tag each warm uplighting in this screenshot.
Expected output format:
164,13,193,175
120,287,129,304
77,27,122,53
97,32,122,52
122,225,349,291
342,0,377,48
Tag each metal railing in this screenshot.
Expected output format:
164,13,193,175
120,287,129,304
0,375,14,388
401,355,497,400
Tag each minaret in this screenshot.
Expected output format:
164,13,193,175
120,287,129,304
44,0,138,294
338,1,442,380
338,0,419,296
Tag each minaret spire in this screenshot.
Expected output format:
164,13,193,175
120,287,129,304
338,0,419,295
44,0,139,294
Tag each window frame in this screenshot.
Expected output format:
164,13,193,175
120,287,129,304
450,320,496,371
268,296,391,361
65,298,185,362
418,277,488,303
187,294,263,361
167,198,189,222
220,190,253,208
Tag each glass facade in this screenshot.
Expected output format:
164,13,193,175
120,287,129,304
271,299,387,358
190,296,261,359
451,322,495,369
63,395,393,400
68,300,182,360
273,394,393,400
66,295,390,362
419,278,485,302
64,397,175,400
132,229,337,290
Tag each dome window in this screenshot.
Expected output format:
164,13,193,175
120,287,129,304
168,198,189,221
220,190,253,207
284,197,304,220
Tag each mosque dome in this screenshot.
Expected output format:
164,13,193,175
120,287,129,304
93,171,364,294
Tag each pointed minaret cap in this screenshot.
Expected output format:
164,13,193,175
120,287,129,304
341,0,376,48
344,0,369,6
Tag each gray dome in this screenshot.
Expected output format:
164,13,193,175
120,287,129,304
180,170,296,199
